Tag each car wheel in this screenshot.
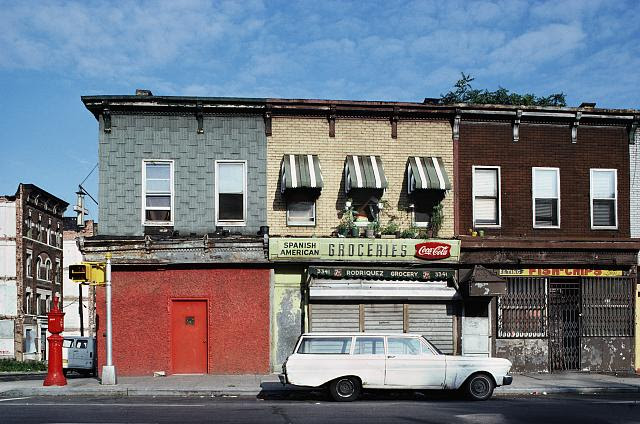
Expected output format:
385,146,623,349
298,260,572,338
465,373,494,401
329,377,361,402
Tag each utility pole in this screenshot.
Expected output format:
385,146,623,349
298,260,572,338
101,253,116,385
78,283,84,336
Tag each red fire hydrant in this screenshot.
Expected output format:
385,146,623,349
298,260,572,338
43,295,66,386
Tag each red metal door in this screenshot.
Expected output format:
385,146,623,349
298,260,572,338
171,300,207,374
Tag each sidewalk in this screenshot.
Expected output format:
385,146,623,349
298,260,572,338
0,372,639,398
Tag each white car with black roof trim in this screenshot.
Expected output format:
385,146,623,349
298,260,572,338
279,332,512,401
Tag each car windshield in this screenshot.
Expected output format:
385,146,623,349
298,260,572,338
421,336,443,355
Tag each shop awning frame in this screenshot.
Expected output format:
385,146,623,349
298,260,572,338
280,154,323,193
344,155,388,193
309,278,460,300
407,156,451,193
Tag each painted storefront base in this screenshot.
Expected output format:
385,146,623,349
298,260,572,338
96,268,270,376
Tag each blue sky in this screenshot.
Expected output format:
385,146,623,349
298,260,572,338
1,0,638,220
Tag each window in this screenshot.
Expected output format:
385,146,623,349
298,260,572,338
349,192,381,226
36,294,42,315
215,161,246,225
25,213,33,238
532,168,560,228
387,337,421,356
297,337,352,354
473,166,500,227
25,292,31,314
498,277,547,338
142,160,173,225
55,258,61,284
36,257,43,280
590,169,617,229
45,259,52,281
63,339,74,348
287,200,316,226
353,337,384,355
26,251,32,277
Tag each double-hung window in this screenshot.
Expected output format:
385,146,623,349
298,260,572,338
142,160,173,225
472,166,500,227
215,161,246,226
590,169,617,229
532,167,560,228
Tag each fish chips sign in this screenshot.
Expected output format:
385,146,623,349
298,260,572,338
269,238,460,263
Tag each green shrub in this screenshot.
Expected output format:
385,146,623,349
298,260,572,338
0,358,47,372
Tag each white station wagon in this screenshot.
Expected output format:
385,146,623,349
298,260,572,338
279,333,512,401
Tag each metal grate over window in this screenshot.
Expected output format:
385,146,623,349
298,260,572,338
581,277,634,337
498,277,547,338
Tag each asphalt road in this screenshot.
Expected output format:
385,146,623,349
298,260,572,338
1,392,639,424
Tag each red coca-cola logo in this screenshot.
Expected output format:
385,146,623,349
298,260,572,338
415,242,451,260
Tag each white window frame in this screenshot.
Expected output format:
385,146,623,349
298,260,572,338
286,200,316,227
55,258,61,284
45,258,52,281
215,160,247,227
472,165,501,228
141,159,174,226
26,250,33,277
532,167,561,229
590,168,618,230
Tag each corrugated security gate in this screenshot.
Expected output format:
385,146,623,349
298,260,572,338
309,302,454,353
498,276,635,371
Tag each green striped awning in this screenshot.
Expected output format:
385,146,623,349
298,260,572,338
407,157,451,193
280,154,323,193
344,155,388,193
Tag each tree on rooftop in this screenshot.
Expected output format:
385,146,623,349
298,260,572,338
440,73,566,107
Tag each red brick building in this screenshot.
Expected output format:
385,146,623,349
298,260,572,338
453,105,638,372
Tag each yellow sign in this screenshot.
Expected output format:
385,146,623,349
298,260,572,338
498,268,624,277
68,262,106,285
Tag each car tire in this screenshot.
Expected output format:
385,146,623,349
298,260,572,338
329,377,361,402
465,373,495,401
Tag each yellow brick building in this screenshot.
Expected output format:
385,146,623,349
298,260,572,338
266,116,454,237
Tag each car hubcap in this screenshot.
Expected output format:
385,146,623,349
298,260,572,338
471,378,489,397
337,379,354,397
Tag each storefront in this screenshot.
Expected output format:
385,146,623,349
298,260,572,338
269,237,461,370
461,241,639,373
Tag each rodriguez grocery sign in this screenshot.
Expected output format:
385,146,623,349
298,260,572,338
269,238,460,263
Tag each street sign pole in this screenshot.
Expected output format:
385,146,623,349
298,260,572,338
101,253,117,385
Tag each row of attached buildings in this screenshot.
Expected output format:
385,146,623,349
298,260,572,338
79,92,640,376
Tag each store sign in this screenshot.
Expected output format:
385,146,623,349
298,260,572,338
498,269,625,277
308,266,455,281
414,242,451,260
269,238,460,263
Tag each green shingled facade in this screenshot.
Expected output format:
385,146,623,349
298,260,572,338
98,113,266,236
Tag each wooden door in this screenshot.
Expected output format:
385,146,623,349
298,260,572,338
171,300,207,374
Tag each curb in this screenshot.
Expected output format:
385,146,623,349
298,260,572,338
2,386,640,398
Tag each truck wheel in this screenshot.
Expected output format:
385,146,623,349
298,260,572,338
465,373,494,401
329,377,361,402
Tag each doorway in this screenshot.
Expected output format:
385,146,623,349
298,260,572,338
170,300,207,374
548,280,580,371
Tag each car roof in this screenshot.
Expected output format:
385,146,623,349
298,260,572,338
301,332,425,337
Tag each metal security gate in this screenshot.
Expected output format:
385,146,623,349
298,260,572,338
548,280,580,371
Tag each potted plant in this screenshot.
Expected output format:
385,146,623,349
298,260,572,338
400,226,419,239
381,218,400,238
365,221,378,238
336,210,354,237
428,203,444,238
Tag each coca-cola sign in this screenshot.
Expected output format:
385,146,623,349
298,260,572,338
414,242,451,260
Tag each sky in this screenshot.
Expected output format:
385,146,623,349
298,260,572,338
1,0,638,221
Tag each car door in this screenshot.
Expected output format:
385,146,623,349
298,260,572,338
351,336,386,387
384,336,446,388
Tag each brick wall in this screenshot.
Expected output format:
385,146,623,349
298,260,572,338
458,121,630,238
631,131,640,238
266,117,454,237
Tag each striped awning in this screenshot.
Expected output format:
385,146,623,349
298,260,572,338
344,155,388,192
280,154,323,193
407,156,451,193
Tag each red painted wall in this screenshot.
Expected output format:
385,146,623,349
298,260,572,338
96,268,270,376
